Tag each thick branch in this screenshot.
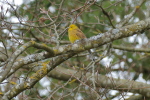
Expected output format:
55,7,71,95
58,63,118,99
112,45,150,53
48,66,150,98
1,52,76,100
6,52,50,79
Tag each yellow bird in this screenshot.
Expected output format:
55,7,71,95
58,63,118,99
68,24,86,43
68,24,94,55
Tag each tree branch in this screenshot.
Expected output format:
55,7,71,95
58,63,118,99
2,52,76,100
47,66,150,98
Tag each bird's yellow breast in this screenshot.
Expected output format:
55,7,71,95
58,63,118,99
68,29,80,43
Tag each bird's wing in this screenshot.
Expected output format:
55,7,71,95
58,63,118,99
76,29,86,39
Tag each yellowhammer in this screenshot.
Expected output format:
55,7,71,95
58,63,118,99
68,24,97,61
68,24,86,43
68,24,93,53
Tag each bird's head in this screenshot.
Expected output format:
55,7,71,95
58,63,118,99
68,24,78,31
